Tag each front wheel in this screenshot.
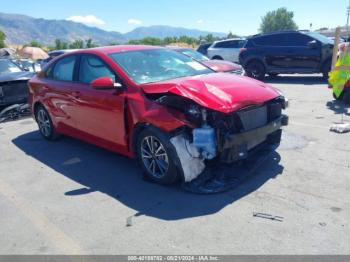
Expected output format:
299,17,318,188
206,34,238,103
136,127,181,185
246,61,266,80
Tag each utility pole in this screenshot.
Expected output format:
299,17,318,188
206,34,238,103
347,0,350,29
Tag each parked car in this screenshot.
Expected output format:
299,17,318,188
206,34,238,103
239,31,334,80
13,59,41,72
29,46,288,185
196,42,212,56
207,38,247,62
170,47,244,75
0,58,34,107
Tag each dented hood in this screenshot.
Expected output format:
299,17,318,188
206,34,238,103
141,73,280,113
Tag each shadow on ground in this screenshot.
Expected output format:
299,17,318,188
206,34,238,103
12,131,284,220
264,75,326,85
326,99,350,117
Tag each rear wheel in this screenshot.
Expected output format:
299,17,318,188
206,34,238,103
35,105,58,140
212,56,223,60
246,61,266,80
136,127,181,185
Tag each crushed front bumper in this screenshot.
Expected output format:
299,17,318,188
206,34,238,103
219,114,289,163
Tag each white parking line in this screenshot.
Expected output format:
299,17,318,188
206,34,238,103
0,178,84,254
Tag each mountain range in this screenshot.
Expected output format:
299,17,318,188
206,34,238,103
0,12,226,46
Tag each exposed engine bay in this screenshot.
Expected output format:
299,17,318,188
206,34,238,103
147,92,289,183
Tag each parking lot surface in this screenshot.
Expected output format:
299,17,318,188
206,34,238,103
0,75,349,254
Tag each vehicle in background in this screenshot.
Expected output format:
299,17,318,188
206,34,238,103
29,46,288,186
207,38,247,62
239,31,334,80
196,42,212,56
41,49,79,66
13,59,41,72
0,58,34,107
170,47,244,75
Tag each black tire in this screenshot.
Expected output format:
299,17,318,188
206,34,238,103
136,127,182,185
322,60,331,79
212,56,223,60
246,61,266,80
35,105,58,140
268,73,279,77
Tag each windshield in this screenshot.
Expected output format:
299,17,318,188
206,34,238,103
0,60,22,74
306,32,333,45
110,49,213,84
180,49,209,62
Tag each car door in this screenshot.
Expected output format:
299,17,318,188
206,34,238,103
43,55,80,129
219,40,243,62
284,33,321,69
71,54,127,148
255,34,290,68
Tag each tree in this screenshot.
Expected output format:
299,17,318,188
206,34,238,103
0,30,6,48
54,39,69,50
227,31,239,39
25,40,42,48
85,38,99,48
69,39,84,49
260,7,298,33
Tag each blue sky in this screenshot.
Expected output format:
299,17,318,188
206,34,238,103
0,0,347,35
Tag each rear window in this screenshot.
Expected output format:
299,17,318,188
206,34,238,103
53,56,76,81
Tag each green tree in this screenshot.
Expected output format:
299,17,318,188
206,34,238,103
227,31,239,39
25,40,42,48
260,7,298,33
54,39,69,50
69,39,84,49
85,38,99,48
0,30,6,48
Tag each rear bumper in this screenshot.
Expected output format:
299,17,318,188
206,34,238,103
219,115,289,163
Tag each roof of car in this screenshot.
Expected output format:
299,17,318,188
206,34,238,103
82,45,162,55
249,30,304,38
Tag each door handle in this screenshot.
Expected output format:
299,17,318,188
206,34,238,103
72,91,81,98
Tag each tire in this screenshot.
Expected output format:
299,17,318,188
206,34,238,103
136,127,182,185
246,61,266,80
322,60,331,79
268,73,279,77
35,105,58,140
212,56,223,60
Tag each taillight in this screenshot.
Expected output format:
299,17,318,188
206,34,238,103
240,48,247,53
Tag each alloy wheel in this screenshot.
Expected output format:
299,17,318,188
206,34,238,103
37,108,51,137
141,135,169,178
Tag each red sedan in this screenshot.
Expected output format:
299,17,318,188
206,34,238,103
28,45,288,185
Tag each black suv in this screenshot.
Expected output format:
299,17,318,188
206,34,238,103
239,31,334,80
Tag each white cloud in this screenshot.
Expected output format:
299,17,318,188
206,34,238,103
66,15,105,26
128,18,143,25
197,19,204,24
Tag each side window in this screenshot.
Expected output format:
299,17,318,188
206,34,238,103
253,35,287,46
215,40,242,48
53,56,76,81
285,33,313,47
79,55,115,84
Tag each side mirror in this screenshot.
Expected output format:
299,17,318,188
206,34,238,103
307,40,318,49
91,77,123,90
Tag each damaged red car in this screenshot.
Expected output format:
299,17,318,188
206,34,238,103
28,46,288,185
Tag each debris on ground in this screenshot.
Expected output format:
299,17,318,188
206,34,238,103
330,123,350,133
126,216,133,227
0,103,30,123
182,144,279,194
253,212,284,222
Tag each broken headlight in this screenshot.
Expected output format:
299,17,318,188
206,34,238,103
275,89,289,109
